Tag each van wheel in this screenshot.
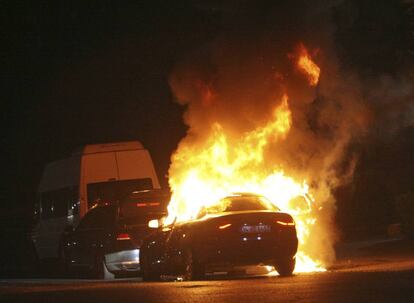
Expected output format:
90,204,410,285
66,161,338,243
96,254,115,280
275,256,296,277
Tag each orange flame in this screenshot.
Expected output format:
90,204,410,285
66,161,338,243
167,92,326,273
296,45,320,86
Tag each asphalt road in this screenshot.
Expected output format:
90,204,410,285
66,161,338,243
1,238,413,303
1,268,413,303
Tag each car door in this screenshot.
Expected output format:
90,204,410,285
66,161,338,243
69,206,115,269
164,224,186,272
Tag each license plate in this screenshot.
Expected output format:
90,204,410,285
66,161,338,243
240,225,271,233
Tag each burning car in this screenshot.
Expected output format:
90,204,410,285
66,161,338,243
140,193,298,281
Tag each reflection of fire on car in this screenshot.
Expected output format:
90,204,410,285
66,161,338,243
140,193,298,281
61,189,169,279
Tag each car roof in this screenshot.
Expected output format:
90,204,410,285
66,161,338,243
222,192,264,199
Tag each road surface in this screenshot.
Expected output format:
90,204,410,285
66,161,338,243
1,238,413,303
1,266,413,303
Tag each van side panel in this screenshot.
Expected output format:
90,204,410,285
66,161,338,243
115,150,160,188
33,157,81,259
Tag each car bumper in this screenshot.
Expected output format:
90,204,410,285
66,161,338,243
197,236,298,266
105,249,140,273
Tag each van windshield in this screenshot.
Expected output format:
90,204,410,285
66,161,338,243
87,178,153,208
119,192,169,225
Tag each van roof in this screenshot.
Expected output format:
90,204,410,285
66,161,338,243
72,141,144,155
39,140,153,192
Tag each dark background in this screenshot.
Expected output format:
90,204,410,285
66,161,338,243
1,1,414,275
2,1,220,218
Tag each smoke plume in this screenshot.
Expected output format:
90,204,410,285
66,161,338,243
168,1,414,266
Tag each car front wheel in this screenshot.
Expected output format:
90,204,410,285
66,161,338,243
141,252,161,282
183,249,205,281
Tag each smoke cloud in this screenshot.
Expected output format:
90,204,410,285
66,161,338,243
168,1,414,266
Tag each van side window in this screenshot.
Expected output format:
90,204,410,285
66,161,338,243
40,186,80,219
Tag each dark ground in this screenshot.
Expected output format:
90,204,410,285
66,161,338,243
1,268,413,303
0,238,413,303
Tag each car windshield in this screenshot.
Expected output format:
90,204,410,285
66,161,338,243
199,195,279,217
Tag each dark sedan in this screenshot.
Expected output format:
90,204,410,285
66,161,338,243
61,189,168,279
140,193,298,281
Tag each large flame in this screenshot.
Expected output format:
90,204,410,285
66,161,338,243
167,48,326,273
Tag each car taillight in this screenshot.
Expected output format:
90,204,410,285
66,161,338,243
218,223,232,230
116,233,131,241
276,218,295,226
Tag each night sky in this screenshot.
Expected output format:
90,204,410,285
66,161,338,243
2,0,414,237
3,2,219,216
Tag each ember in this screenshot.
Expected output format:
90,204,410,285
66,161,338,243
296,44,320,86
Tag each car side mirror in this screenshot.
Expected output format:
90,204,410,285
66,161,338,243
148,219,160,229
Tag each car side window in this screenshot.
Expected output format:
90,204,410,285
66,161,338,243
76,211,95,231
77,206,115,231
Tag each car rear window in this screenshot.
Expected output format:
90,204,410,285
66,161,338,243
202,195,278,216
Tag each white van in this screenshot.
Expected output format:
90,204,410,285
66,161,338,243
30,141,160,260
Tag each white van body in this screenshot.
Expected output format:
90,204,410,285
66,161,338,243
31,141,160,260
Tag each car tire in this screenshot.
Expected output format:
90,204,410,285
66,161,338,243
183,249,205,281
96,254,115,280
141,252,161,282
275,256,296,276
